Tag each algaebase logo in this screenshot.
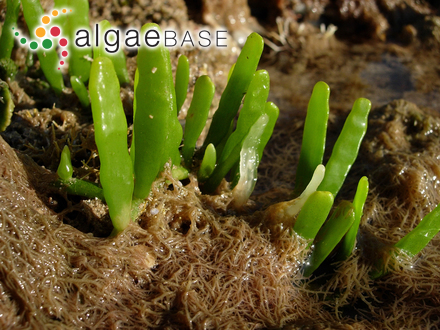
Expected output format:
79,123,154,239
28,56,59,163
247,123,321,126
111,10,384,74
13,8,228,72
13,8,71,70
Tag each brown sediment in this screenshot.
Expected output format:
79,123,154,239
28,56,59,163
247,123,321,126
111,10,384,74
0,134,321,328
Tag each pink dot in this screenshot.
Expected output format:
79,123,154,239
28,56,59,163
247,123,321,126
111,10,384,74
59,38,68,47
58,68,60,70
60,61,65,65
61,50,68,57
50,26,61,37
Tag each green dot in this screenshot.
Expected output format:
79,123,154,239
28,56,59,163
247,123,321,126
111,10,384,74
15,32,19,36
30,41,38,50
42,39,52,49
20,38,26,45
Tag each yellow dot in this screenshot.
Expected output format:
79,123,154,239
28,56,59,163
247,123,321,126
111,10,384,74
42,16,50,24
52,10,59,16
62,9,67,13
36,27,46,38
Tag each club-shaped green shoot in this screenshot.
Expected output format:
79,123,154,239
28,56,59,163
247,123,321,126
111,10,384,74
56,145,105,200
232,113,269,208
294,81,330,197
58,179,105,201
62,0,92,83
202,32,264,150
0,80,14,132
293,190,334,241
395,203,440,257
230,101,279,190
182,75,215,168
198,143,216,181
93,20,129,84
0,0,20,60
370,202,440,280
21,0,65,94
337,176,369,260
318,98,371,196
70,75,90,109
373,202,440,279
57,145,73,180
264,164,325,228
90,57,133,234
203,70,270,193
133,23,181,200
303,200,355,277
175,54,189,114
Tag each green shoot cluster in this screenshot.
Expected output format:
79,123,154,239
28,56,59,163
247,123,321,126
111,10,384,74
276,81,440,278
3,0,440,278
264,85,371,276
54,25,277,236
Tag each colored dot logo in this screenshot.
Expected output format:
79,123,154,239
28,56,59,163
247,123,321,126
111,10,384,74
42,16,50,24
51,27,61,37
36,27,46,38
12,8,72,70
60,38,68,47
30,41,38,50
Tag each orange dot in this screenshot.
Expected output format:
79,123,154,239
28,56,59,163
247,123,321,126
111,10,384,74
41,16,50,24
52,10,59,16
70,9,72,12
36,27,46,38
62,9,67,13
